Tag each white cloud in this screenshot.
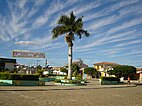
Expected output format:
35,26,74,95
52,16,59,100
48,1,100,27
15,41,39,46
34,0,46,6
33,36,66,50
87,15,119,30
126,50,142,56
108,30,136,39
32,0,63,27
84,0,140,22
118,4,142,16
115,39,142,47
75,29,137,51
18,0,27,9
30,41,66,51
33,0,80,28
108,17,142,34
33,35,52,45
35,0,100,28
74,1,101,15
0,0,47,42
33,16,48,27
0,1,28,41
106,0,139,13
87,11,142,32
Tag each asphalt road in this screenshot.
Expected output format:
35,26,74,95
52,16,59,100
0,86,142,106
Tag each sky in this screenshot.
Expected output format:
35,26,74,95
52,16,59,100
0,0,142,68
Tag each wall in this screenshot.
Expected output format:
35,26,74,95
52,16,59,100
5,63,15,71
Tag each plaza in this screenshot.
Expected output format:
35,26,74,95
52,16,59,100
0,1,142,106
0,80,142,106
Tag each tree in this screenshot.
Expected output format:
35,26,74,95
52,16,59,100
84,67,98,78
108,65,136,78
72,64,80,76
36,70,44,76
60,67,68,74
61,64,80,76
36,65,42,70
52,11,89,79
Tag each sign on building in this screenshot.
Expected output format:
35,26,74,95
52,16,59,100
12,50,45,58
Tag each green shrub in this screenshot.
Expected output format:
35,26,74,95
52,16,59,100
81,79,87,83
55,79,61,83
36,70,44,75
20,74,39,81
64,76,67,79
69,80,81,84
45,74,49,77
0,73,39,81
100,77,120,82
75,75,82,80
0,73,9,80
49,74,66,76
8,74,21,80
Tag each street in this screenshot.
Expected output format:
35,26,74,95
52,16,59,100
0,86,142,106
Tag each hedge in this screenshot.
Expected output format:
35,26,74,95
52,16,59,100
100,77,120,82
47,74,66,76
0,73,39,81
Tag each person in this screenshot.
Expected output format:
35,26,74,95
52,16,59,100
127,76,130,85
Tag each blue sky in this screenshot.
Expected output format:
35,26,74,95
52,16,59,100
0,0,142,67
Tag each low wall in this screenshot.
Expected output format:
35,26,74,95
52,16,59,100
0,80,13,86
55,83,84,86
0,80,45,86
39,76,66,82
100,80,118,85
13,80,45,86
39,77,55,82
56,76,65,80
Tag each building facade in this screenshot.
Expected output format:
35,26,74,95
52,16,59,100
0,58,16,71
93,62,119,77
136,68,142,80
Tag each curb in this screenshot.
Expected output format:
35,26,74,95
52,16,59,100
0,85,137,91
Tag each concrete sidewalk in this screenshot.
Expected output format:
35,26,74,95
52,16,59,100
122,80,142,85
0,79,137,91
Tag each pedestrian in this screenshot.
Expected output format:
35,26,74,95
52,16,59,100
127,76,130,85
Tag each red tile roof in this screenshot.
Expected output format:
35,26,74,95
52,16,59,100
136,68,142,71
93,62,120,66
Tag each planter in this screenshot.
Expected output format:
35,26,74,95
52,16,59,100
55,83,85,86
61,79,70,83
56,76,65,80
0,80,13,86
39,77,55,82
0,80,45,86
55,79,86,86
81,81,85,84
13,80,45,86
100,80,118,85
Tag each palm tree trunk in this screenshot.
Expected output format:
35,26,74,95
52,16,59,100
67,45,72,79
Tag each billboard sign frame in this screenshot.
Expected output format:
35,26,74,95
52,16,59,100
12,50,45,58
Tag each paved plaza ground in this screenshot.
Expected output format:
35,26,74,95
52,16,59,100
0,80,142,106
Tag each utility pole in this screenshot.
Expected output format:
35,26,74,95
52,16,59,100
45,59,48,70
36,60,40,71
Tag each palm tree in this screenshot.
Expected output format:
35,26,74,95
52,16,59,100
52,11,89,79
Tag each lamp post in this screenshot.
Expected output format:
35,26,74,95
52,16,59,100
45,59,48,70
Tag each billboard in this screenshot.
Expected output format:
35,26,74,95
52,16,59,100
12,50,45,58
